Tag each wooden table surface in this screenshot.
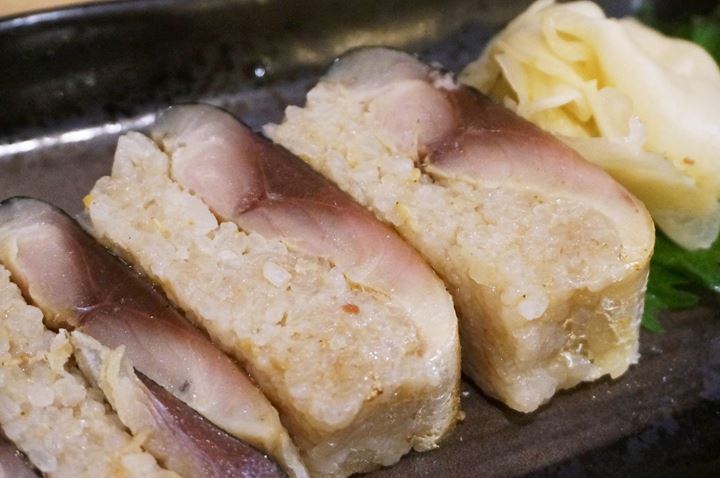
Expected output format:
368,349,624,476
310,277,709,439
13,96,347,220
0,0,104,18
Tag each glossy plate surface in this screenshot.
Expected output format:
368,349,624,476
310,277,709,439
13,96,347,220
0,1,718,476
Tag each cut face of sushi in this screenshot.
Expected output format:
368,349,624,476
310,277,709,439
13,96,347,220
72,332,285,478
86,105,460,477
153,105,457,358
0,198,305,478
0,437,38,478
265,47,655,413
0,265,178,478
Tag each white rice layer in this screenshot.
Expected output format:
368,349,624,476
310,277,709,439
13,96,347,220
0,266,177,478
266,82,645,412
87,132,441,476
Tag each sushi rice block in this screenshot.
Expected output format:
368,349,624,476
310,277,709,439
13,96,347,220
86,105,461,477
0,198,301,478
266,47,655,413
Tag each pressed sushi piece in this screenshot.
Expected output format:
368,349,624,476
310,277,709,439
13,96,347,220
72,333,285,478
86,105,461,477
0,264,178,478
266,47,655,413
0,437,38,478
0,198,305,478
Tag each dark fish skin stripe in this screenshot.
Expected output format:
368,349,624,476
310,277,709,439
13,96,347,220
0,435,40,478
138,372,286,478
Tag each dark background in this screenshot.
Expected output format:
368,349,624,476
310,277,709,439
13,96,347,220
1,1,719,476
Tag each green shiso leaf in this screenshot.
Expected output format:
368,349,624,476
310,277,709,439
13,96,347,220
642,234,720,332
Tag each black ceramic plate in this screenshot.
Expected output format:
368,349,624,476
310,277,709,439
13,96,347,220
1,1,719,476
